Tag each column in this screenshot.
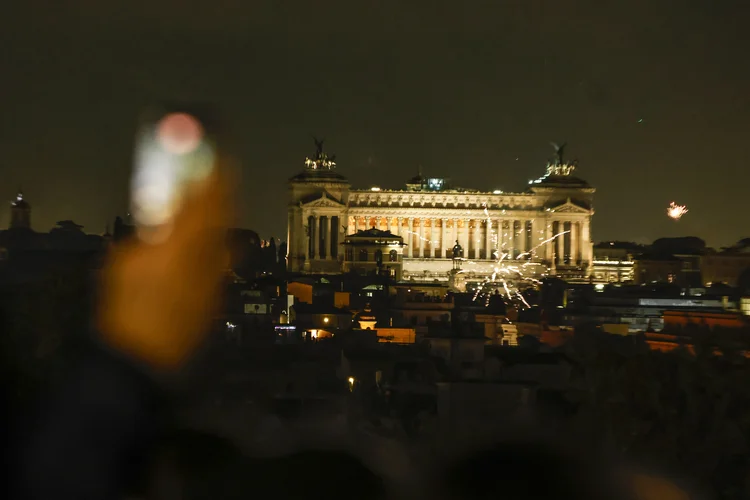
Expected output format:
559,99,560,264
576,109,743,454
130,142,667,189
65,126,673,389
484,219,492,259
582,218,592,266
389,217,396,234
313,215,320,258
570,220,579,265
441,218,449,258
495,219,505,259
452,219,458,253
497,219,505,257
475,219,482,259
429,217,440,257
461,219,470,257
470,219,477,259
408,218,414,258
335,215,342,258
498,219,504,258
305,214,312,261
507,220,516,259
529,218,539,260
325,216,332,260
396,217,403,237
556,221,565,265
518,219,527,258
516,219,523,258
418,219,425,258
544,219,553,263
516,220,522,257
475,219,482,258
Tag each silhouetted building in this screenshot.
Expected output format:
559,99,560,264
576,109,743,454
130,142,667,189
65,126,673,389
701,239,750,286
342,228,406,280
10,191,31,229
634,253,684,285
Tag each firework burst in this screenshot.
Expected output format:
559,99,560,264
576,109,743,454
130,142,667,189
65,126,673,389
468,221,569,310
667,202,688,221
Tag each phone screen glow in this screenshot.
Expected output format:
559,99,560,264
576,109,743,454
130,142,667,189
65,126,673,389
131,111,216,228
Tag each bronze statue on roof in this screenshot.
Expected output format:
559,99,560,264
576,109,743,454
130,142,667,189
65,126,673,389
550,142,567,165
313,137,325,159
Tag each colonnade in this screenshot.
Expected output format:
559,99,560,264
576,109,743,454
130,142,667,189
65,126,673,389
304,214,339,261
348,215,591,265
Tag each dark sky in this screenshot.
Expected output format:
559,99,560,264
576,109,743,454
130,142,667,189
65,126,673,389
2,1,748,247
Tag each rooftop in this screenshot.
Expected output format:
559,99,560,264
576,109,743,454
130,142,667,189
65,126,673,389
289,169,349,183
344,228,405,246
594,241,645,250
528,173,591,189
346,228,400,239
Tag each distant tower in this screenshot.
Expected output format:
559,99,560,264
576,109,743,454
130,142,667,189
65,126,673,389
356,303,378,330
10,190,31,229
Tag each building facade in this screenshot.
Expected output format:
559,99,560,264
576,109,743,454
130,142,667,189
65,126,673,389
701,240,750,287
287,141,595,281
590,241,643,283
342,228,406,280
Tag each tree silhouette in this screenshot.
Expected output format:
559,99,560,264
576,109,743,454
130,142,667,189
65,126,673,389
0,257,93,406
566,327,750,498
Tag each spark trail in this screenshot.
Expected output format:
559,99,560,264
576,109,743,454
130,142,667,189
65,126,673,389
469,225,570,310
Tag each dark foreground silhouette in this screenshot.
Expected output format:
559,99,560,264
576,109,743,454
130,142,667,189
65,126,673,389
7,340,649,500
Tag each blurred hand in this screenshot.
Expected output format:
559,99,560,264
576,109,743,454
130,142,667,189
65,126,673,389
97,170,233,371
632,474,690,500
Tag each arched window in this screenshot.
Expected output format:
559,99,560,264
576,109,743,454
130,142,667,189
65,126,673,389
375,249,383,265
389,249,398,262
358,249,368,261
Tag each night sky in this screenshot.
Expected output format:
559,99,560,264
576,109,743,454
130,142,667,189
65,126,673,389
2,1,748,247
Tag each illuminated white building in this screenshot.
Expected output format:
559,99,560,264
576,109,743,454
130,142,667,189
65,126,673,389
590,241,640,283
286,141,595,281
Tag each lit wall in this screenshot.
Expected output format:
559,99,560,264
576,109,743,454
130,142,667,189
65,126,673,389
375,328,416,344
287,281,313,304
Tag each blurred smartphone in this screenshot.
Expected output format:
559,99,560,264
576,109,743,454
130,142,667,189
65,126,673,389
131,104,220,243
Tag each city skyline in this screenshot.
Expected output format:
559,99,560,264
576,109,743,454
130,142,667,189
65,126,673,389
1,141,744,250
2,1,748,247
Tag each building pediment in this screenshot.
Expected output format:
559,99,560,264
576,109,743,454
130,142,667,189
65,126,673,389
300,192,345,209
549,198,590,214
